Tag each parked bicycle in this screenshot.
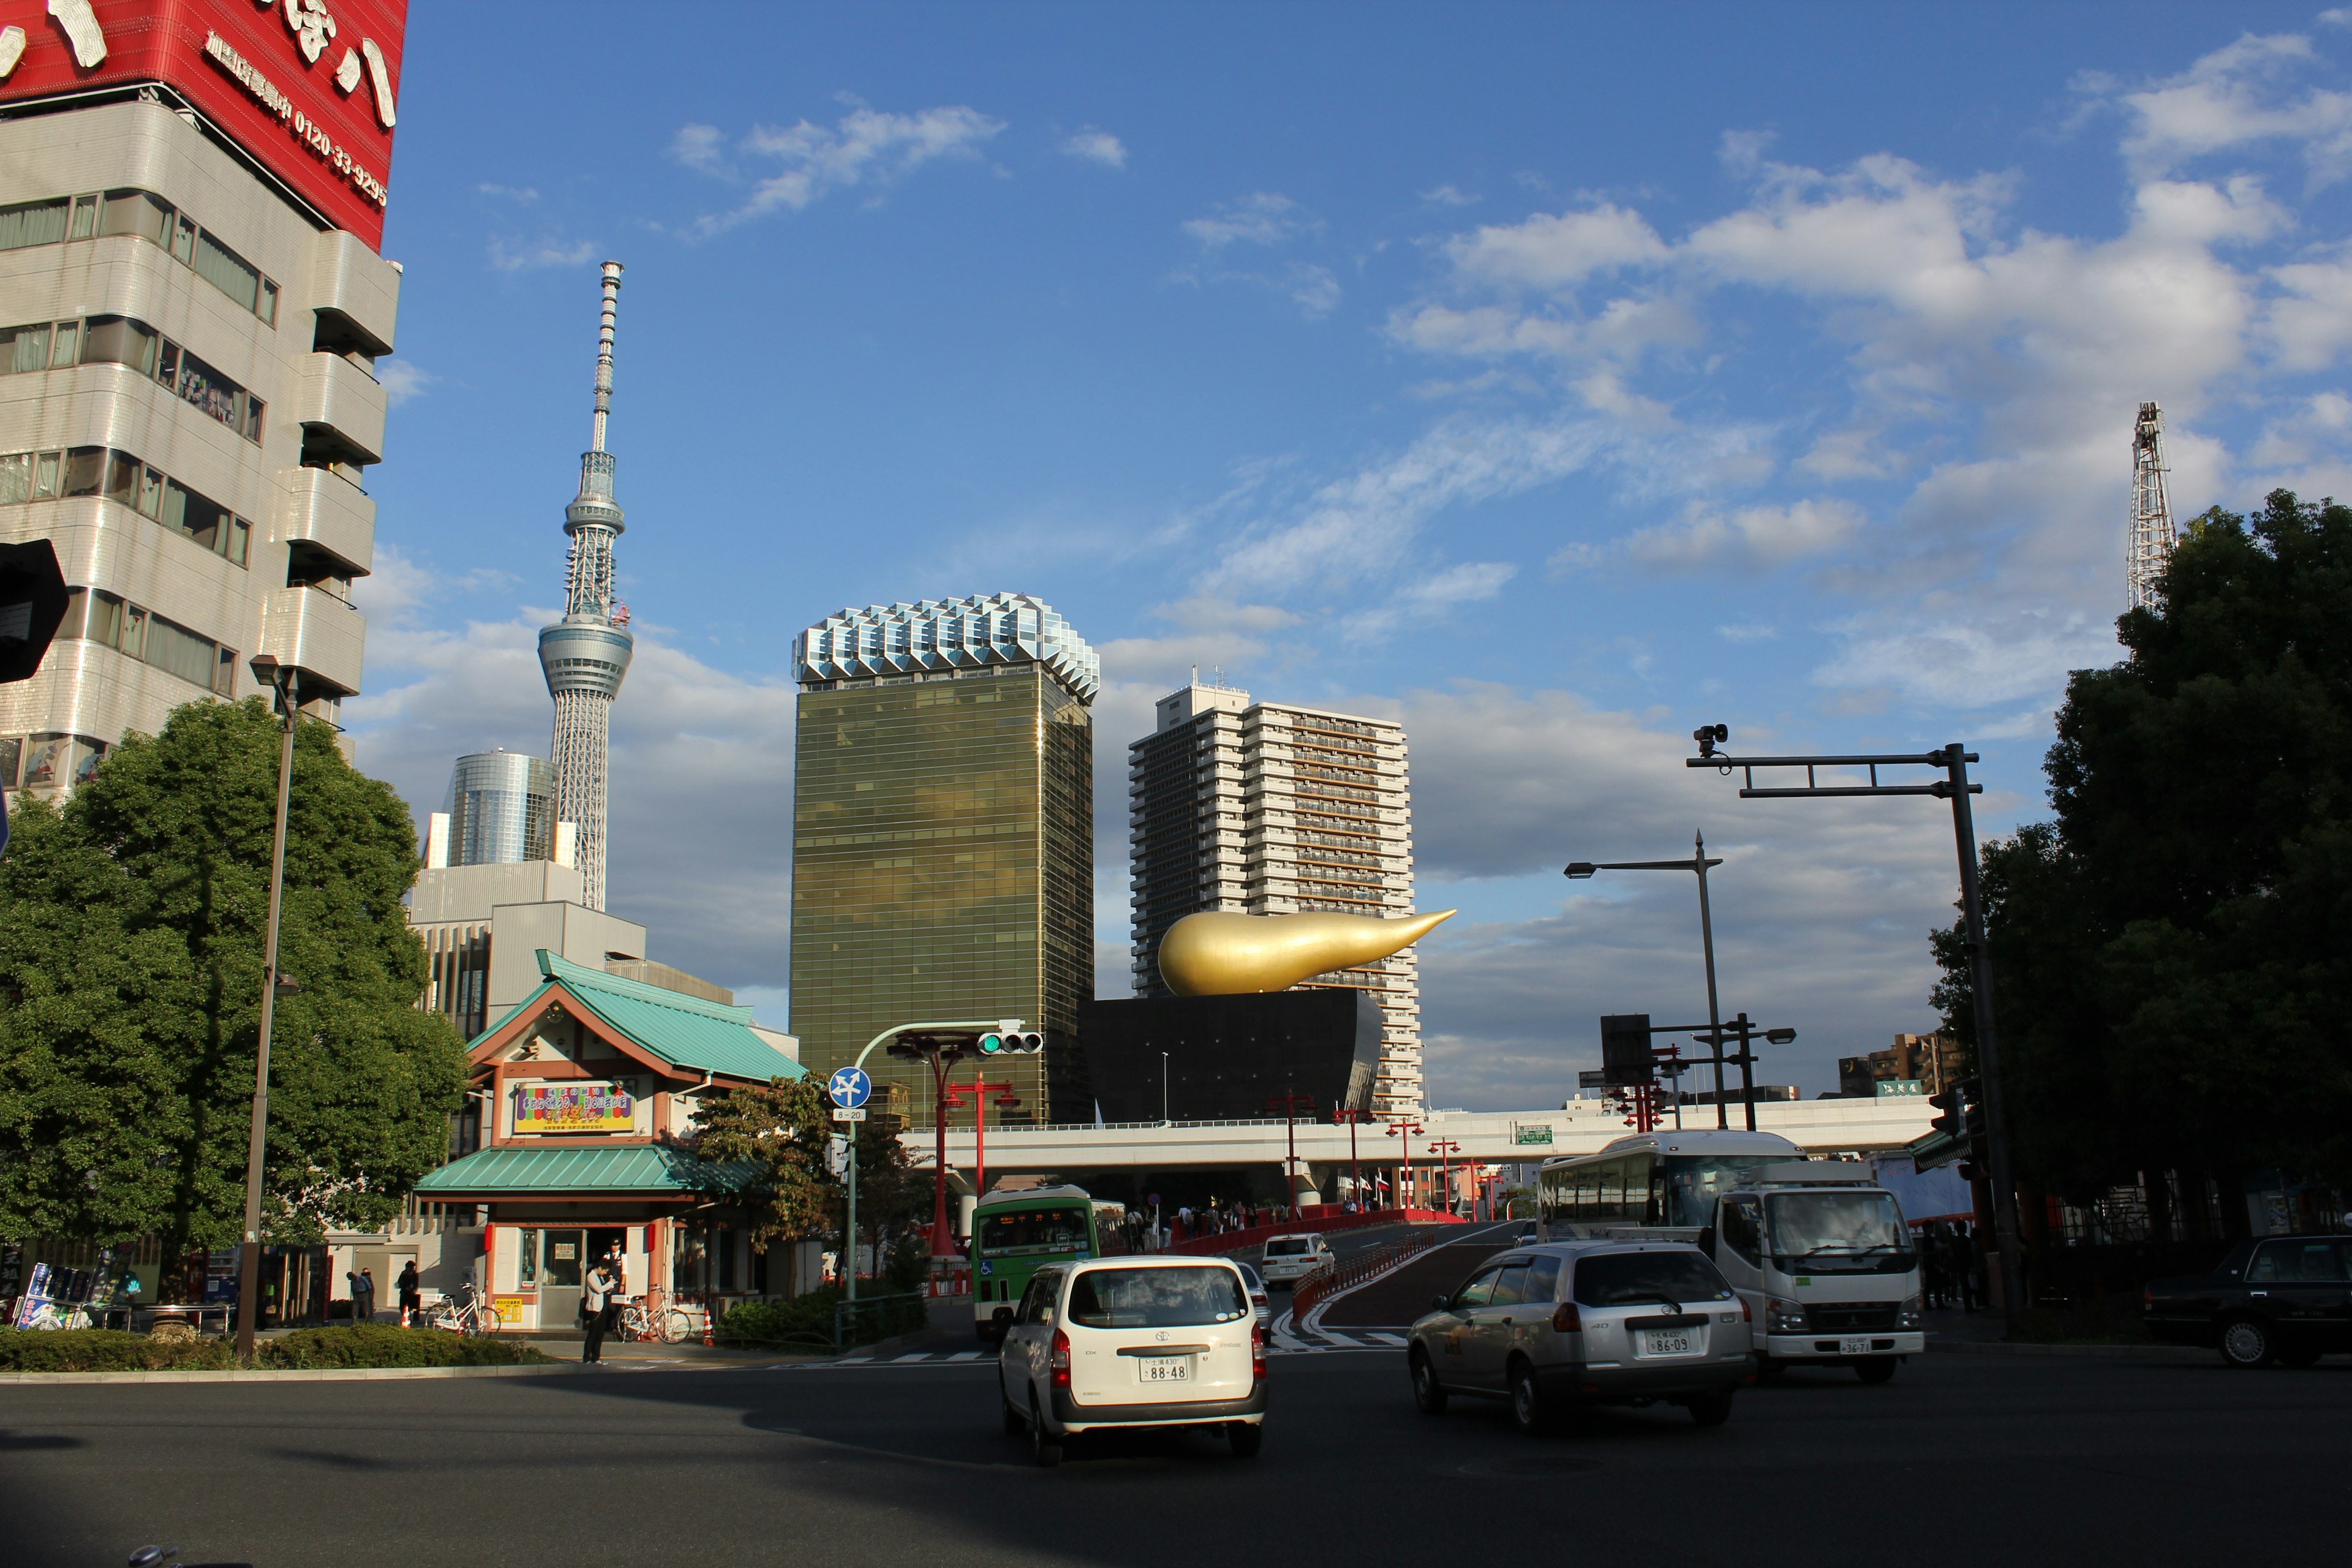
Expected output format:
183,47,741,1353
420,1282,491,1336
618,1295,693,1344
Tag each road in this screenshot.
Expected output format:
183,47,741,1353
4,1349,2345,1566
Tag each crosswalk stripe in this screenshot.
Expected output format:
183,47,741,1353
949,1351,983,1361
1368,1332,1406,1346
1315,1330,1363,1348
891,1353,930,1363
836,1356,873,1365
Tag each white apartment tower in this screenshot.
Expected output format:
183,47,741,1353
0,9,410,781
1129,680,1425,1114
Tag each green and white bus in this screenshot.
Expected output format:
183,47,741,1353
970,1184,1111,1343
1537,1129,1805,1238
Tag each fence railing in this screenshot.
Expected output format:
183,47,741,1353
1291,1226,1457,1317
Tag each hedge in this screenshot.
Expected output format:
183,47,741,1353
717,1285,927,1351
0,1324,553,1373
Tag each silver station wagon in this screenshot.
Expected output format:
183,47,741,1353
1407,1241,1755,1432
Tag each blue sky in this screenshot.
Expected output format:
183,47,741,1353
352,2,2352,1107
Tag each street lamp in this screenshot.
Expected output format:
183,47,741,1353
1564,831,1731,1128
233,654,299,1362
1161,1050,1170,1125
1386,1118,1423,1214
1264,1090,1315,1205
1428,1139,1463,1217
1334,1108,1374,1212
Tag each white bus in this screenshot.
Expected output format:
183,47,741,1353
1536,1129,1806,1238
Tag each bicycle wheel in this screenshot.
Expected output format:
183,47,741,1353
661,1308,692,1344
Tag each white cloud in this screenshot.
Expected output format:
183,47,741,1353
2112,30,2352,187
473,183,539,202
487,236,600,273
1420,184,1480,207
1061,129,1126,168
1182,191,1319,250
1717,624,1777,642
677,104,1007,235
1812,610,2117,709
1444,203,1669,288
1613,497,1867,571
377,360,434,407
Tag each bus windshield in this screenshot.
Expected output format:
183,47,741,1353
978,1205,1089,1256
1766,1191,1912,1271
1659,1155,1789,1227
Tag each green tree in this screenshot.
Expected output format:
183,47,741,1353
0,698,464,1272
693,1075,833,1253
1934,491,2352,1200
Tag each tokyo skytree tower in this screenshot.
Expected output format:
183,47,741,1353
537,262,635,910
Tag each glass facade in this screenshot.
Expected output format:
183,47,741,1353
447,751,559,867
790,664,1095,1125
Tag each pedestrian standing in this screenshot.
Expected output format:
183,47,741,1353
351,1267,376,1325
396,1260,421,1325
582,1259,617,1363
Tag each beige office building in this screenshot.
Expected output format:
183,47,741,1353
1129,682,1425,1115
0,98,394,780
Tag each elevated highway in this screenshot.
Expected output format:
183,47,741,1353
914,1095,1933,1183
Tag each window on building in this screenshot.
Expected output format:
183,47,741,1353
1,322,50,375
0,197,71,251
100,189,173,246
192,228,262,315
7,448,252,567
0,737,20,788
80,315,159,377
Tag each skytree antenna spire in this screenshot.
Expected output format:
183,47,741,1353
2128,401,2176,612
538,262,635,910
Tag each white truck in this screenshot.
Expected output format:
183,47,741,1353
1700,1161,1924,1382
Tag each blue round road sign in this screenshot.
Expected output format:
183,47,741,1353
827,1067,873,1109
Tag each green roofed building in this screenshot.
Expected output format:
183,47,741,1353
413,949,803,1333
790,594,1098,1127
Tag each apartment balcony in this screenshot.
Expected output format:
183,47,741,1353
257,584,366,697
307,230,401,357
276,466,375,576
294,352,386,466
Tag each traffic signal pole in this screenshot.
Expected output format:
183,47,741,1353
840,1017,1019,1302
1688,733,2027,1339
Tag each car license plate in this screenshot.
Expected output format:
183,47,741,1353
1839,1336,1872,1355
1640,1330,1695,1356
1139,1356,1189,1382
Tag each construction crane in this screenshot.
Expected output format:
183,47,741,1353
2127,401,2175,612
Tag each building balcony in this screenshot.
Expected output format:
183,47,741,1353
294,352,386,467
276,466,375,576
257,584,366,697
307,230,401,358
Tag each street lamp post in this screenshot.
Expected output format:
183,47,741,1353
945,1074,1020,1210
234,655,299,1362
1386,1118,1423,1214
1428,1139,1462,1217
1566,832,1730,1128
1265,1090,1315,1205
1161,1050,1170,1124
1685,729,2027,1338
1335,1108,1373,1211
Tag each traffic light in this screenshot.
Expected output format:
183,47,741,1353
0,540,67,861
1928,1079,1977,1140
978,1029,1043,1055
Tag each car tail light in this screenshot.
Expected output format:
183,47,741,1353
1050,1329,1071,1389
1551,1302,1581,1332
2143,1287,2154,1310
1252,1324,1267,1382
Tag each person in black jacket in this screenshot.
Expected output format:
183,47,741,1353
582,1261,618,1363
396,1261,421,1325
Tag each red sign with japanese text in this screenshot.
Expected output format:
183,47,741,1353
0,0,407,248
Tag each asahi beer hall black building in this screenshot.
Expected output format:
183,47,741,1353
1079,989,1382,1124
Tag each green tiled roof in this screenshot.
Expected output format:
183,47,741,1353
473,950,804,1085
415,1144,758,1197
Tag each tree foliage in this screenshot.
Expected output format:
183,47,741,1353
0,699,465,1259
692,1074,833,1252
1935,492,2352,1194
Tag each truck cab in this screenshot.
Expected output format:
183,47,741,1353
1702,1162,1924,1382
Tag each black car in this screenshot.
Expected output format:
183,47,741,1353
2144,1234,2352,1368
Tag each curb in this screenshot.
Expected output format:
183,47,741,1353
1927,1338,2206,1362
0,1362,589,1385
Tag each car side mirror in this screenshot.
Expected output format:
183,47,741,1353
991,1306,1014,1326
1697,1226,1716,1256
1433,1293,1450,1312
1038,1306,1055,1325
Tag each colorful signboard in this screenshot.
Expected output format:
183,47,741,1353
0,0,408,247
512,1080,636,1135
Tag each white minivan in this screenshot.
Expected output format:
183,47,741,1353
998,1255,1267,1467
1260,1233,1334,1287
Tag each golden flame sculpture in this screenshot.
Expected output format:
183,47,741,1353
1156,910,1456,997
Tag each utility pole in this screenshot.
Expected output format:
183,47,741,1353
1687,729,2027,1338
1567,834,1728,1126
235,656,299,1362
1265,1090,1315,1205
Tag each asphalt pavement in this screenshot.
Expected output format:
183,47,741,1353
4,1344,2345,1566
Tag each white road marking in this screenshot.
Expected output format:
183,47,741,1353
891,1353,930,1363
1368,1332,1406,1346
1316,1330,1363,1348
949,1351,984,1361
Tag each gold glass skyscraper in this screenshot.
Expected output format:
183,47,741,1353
790,595,1098,1126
